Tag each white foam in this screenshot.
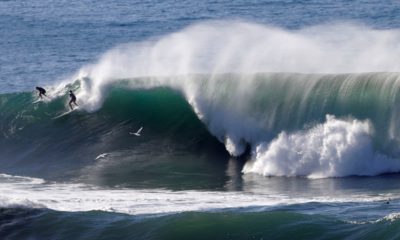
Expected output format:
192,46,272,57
377,212,400,223
243,115,400,178
347,212,400,225
0,173,396,216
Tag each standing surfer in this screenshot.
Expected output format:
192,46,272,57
36,86,47,99
69,90,78,110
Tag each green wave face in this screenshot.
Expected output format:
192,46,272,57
0,86,226,183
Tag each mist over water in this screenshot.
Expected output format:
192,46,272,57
69,22,400,110
82,21,400,78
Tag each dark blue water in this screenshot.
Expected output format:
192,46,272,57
2,0,400,239
1,0,400,92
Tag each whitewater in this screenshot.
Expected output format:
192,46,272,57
0,173,398,217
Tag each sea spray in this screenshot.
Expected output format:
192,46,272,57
70,21,400,111
243,115,400,178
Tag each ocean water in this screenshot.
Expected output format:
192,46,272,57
2,0,400,239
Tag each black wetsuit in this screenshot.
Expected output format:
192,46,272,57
69,91,78,110
69,92,76,102
36,87,46,98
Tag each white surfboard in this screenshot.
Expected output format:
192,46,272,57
32,99,43,104
52,108,77,119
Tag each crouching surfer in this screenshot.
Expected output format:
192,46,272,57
69,90,78,110
36,86,47,99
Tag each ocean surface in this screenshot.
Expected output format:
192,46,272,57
2,0,400,239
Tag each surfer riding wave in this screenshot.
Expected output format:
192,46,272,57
69,90,78,110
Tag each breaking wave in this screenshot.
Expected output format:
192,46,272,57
4,21,400,178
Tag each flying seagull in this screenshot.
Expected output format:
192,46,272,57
95,153,109,160
130,127,143,136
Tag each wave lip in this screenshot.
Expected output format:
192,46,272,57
243,115,400,178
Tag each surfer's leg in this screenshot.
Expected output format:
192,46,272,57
69,100,73,110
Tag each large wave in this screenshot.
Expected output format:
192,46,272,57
4,21,400,178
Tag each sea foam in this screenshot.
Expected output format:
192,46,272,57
243,115,400,178
0,173,396,215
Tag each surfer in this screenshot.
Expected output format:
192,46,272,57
36,86,47,99
69,90,78,110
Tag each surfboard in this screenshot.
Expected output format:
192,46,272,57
32,99,42,104
52,108,77,119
